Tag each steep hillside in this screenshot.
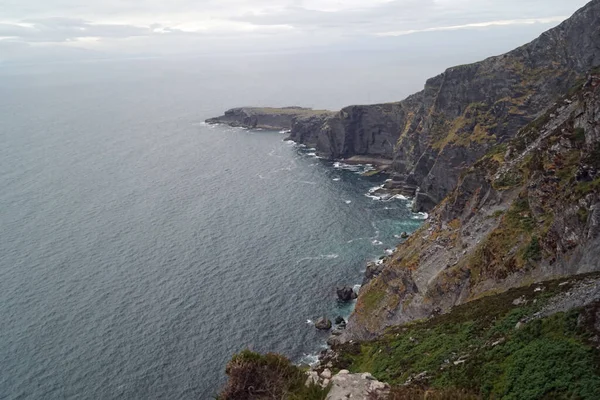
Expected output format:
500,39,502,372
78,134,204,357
345,70,600,342
289,0,600,212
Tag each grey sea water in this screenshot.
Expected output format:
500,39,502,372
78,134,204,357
0,55,426,399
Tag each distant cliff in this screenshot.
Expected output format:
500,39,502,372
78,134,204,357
206,107,332,130
344,69,600,341
288,0,600,212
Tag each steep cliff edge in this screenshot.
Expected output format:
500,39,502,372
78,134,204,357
345,70,600,342
289,0,600,212
206,107,333,130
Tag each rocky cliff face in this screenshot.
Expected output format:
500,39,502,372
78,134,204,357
289,0,600,212
206,107,333,130
343,70,600,341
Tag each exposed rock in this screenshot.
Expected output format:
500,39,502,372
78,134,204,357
400,232,410,239
321,369,332,379
335,316,346,325
315,317,332,330
305,371,319,387
337,286,358,301
512,296,527,306
326,372,390,400
363,262,385,285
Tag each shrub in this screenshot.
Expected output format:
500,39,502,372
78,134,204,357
219,350,328,400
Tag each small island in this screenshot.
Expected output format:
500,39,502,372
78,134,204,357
205,106,333,130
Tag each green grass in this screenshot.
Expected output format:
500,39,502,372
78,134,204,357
334,275,600,399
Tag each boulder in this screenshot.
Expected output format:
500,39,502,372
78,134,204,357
337,286,357,301
335,316,346,325
315,317,332,330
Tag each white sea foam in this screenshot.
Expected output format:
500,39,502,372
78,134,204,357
332,178,341,181
306,319,314,325
413,212,429,220
298,354,320,367
279,129,291,134
372,240,384,246
344,200,352,204
294,180,317,185
385,248,395,255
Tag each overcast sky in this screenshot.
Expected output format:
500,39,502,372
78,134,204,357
0,0,591,61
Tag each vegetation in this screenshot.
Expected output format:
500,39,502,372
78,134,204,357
218,350,329,400
335,275,600,399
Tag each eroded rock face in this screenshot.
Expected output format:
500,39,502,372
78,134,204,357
288,0,600,212
344,70,600,341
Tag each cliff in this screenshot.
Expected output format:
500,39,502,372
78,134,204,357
206,107,333,130
345,69,600,342
288,0,600,212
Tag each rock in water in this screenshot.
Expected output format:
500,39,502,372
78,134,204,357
315,317,332,330
337,286,357,301
335,316,346,325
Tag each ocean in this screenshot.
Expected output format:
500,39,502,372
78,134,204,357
0,54,426,399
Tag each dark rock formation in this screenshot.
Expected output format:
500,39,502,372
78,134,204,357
206,107,332,130
315,317,332,330
335,316,346,325
288,0,600,212
337,286,358,302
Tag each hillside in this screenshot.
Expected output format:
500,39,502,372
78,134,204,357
346,69,600,341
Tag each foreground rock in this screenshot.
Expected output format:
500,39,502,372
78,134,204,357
336,286,357,301
205,106,332,130
326,371,390,400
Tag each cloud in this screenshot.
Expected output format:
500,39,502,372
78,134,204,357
0,0,591,58
375,16,569,37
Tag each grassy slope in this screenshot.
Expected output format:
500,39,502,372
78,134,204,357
335,274,600,399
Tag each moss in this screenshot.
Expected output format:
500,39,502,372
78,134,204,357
523,236,542,261
576,177,600,197
573,127,586,143
578,207,590,224
361,284,387,314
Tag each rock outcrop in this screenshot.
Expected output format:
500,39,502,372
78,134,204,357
336,286,357,302
315,317,333,330
206,107,332,130
344,69,600,341
288,0,600,212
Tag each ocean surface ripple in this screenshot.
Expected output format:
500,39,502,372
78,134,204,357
0,61,422,399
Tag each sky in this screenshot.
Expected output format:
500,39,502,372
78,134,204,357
0,0,591,62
